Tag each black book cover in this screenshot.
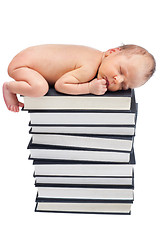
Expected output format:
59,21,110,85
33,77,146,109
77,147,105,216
35,195,134,204
35,182,134,189
45,87,133,98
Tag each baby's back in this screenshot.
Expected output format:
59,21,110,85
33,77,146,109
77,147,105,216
10,44,102,84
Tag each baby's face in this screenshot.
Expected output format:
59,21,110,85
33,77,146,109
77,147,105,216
97,52,146,91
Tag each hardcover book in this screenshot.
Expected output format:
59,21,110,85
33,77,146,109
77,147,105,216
29,124,136,136
23,87,133,111
36,185,134,200
33,156,135,177
35,200,132,214
28,102,137,126
30,131,134,152
35,175,134,187
24,87,138,215
28,139,135,163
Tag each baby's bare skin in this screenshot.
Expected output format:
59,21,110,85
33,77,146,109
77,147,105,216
9,45,103,84
3,45,107,112
3,44,147,112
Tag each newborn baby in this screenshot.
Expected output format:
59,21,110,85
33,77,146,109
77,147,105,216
3,44,156,112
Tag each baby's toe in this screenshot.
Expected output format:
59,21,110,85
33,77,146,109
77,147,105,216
8,105,12,111
10,106,15,112
14,106,19,112
10,105,18,112
16,106,19,112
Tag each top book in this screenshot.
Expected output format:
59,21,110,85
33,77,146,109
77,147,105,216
23,88,134,111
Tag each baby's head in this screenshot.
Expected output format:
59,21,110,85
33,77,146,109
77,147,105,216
97,44,156,91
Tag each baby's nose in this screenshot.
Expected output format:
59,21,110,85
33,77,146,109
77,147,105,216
113,75,123,84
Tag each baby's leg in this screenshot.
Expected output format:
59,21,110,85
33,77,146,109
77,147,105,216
3,67,49,112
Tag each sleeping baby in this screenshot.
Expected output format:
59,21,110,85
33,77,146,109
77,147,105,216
3,44,156,112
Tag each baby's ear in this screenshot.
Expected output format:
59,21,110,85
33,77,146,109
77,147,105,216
105,47,121,57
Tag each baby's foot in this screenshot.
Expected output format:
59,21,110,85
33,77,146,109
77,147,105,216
89,78,107,95
3,82,24,112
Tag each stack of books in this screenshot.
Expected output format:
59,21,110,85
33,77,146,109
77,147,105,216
24,87,138,215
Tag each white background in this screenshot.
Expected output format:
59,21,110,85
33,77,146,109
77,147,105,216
0,0,160,239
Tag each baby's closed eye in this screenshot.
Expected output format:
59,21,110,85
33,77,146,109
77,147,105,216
120,67,123,75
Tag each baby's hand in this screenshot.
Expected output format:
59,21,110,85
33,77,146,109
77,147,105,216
89,78,107,95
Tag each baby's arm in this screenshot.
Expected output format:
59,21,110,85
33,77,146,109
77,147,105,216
54,67,107,95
